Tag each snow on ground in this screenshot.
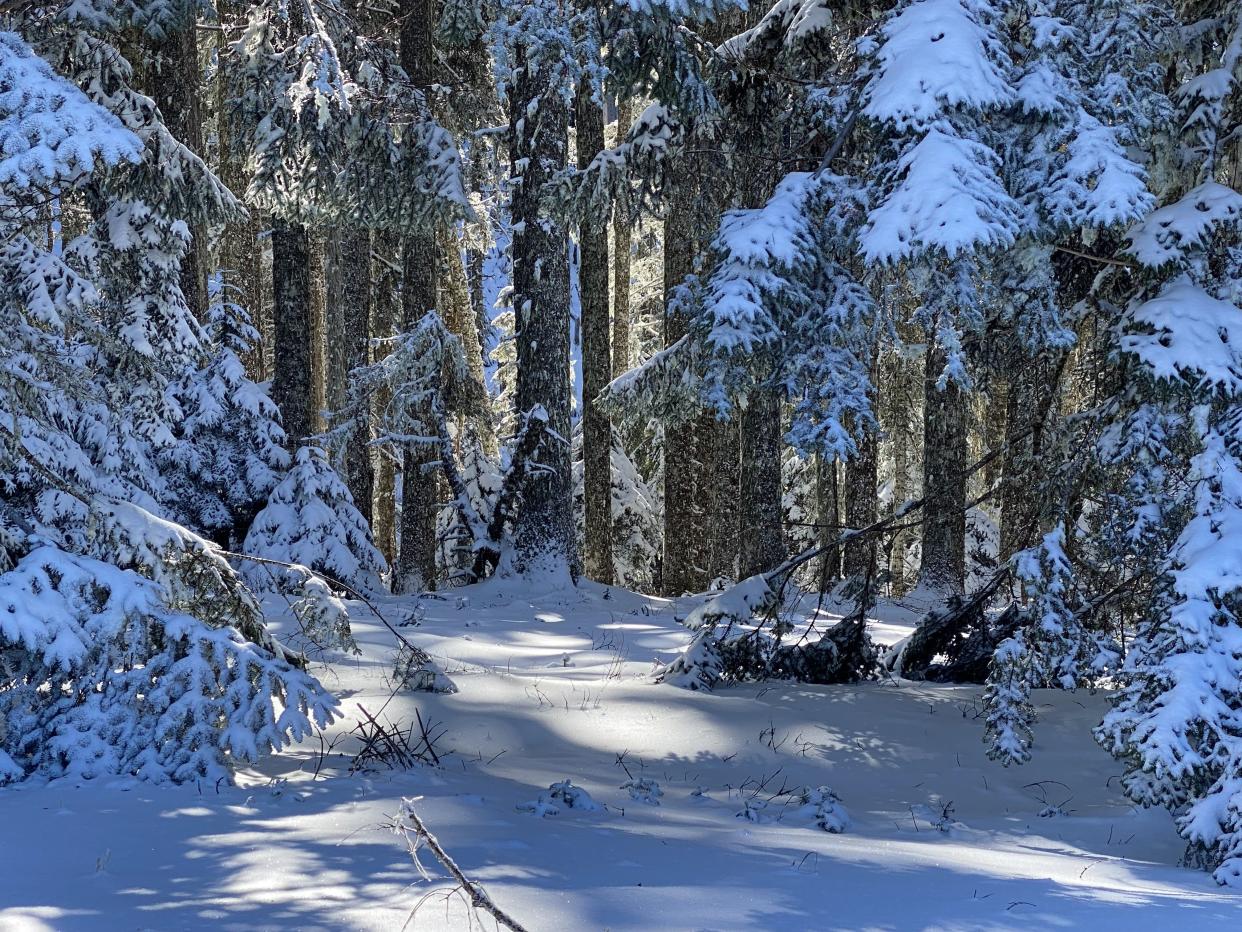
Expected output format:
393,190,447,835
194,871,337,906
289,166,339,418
1,580,1240,931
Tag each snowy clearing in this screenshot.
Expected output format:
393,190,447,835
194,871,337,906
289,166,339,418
2,582,1238,932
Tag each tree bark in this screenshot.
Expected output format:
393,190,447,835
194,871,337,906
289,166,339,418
509,36,574,575
611,97,633,379
843,416,878,582
309,234,327,435
271,221,314,448
577,80,613,584
738,389,785,578
394,0,442,593
372,232,401,564
148,0,207,320
661,157,710,595
842,346,879,581
326,230,375,522
919,342,967,594
816,453,841,585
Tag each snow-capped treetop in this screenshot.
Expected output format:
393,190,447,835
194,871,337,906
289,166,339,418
863,0,1013,131
1127,182,1242,270
0,30,140,191
1046,110,1153,229
861,125,1020,263
244,446,388,593
609,0,744,22
1123,279,1242,396
703,171,819,361
717,0,835,60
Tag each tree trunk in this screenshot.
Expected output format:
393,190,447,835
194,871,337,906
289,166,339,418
738,389,785,578
816,454,841,585
577,80,613,584
611,97,633,379
510,37,574,575
919,342,967,594
309,234,327,435
704,421,740,584
843,417,878,582
661,157,710,595
148,1,207,320
215,1,265,379
271,221,314,448
842,346,879,581
999,357,1061,561
394,0,441,593
326,230,375,523
372,232,401,564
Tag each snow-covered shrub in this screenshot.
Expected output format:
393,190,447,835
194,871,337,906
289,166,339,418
244,446,388,593
0,543,335,785
163,291,289,544
621,777,663,805
573,427,661,591
796,785,850,834
437,428,502,583
517,779,601,816
393,642,458,694
1097,418,1242,885
0,25,339,787
657,576,782,690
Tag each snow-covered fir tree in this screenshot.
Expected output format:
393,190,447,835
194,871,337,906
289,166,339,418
243,445,388,593
0,19,335,786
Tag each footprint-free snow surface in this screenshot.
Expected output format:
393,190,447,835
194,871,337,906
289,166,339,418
2,579,1240,930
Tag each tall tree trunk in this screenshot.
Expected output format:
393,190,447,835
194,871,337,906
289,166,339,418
611,97,633,379
919,342,967,594
372,232,401,564
706,421,741,583
271,221,314,448
326,230,375,522
842,347,878,582
440,229,494,457
509,36,574,575
309,234,327,435
148,0,207,320
394,0,441,593
577,80,613,584
843,417,878,582
661,158,710,595
816,454,841,584
739,390,785,578
215,0,265,379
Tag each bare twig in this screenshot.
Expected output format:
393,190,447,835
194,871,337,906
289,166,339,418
396,800,530,932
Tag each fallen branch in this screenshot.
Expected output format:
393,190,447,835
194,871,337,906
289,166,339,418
396,799,530,932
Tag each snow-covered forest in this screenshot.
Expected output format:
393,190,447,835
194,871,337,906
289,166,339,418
4,0,1242,928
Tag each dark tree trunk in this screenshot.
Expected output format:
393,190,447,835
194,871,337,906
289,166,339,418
577,80,613,584
395,232,439,592
919,342,967,594
661,158,710,595
739,390,784,578
215,0,265,378
394,0,441,593
372,232,401,565
271,221,314,447
326,230,375,523
510,42,574,574
148,1,207,320
816,453,841,585
612,98,633,379
843,421,878,582
843,351,879,583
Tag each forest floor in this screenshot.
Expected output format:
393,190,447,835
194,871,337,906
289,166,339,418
1,579,1240,931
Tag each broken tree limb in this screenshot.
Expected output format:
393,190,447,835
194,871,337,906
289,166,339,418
397,799,530,932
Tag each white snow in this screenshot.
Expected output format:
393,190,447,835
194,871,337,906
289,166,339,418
1,580,1239,930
